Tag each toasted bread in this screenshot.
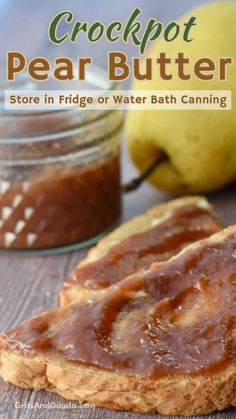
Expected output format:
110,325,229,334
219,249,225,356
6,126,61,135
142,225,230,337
1,226,236,415
61,196,221,305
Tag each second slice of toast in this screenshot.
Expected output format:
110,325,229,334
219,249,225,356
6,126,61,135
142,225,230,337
61,196,221,305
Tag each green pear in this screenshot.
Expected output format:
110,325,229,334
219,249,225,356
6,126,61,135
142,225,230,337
126,2,236,193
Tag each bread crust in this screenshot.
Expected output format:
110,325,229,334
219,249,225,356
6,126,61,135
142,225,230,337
60,196,217,306
0,349,235,415
80,196,212,265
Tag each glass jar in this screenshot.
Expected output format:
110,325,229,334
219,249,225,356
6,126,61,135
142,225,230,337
0,68,123,253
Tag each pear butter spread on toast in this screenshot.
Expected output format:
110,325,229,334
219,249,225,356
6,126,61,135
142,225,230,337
1,225,236,415
61,196,221,305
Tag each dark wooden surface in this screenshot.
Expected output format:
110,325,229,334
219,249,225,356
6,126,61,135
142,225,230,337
0,0,236,417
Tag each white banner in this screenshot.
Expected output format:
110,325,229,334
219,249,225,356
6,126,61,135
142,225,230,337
4,90,231,111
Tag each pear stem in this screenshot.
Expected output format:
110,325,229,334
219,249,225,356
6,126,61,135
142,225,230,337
122,152,167,193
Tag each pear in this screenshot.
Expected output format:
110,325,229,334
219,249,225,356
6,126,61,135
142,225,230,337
126,2,236,193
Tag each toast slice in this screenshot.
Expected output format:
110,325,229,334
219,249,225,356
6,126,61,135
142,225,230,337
61,196,221,305
1,226,236,415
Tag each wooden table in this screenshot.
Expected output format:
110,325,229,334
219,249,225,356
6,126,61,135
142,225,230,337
0,147,235,418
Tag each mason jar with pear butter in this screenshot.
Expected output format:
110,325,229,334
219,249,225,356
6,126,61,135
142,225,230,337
0,69,123,253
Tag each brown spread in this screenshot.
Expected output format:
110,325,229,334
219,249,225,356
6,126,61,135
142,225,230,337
67,204,220,290
0,155,120,249
3,227,236,379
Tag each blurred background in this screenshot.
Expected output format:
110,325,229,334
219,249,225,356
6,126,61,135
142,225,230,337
0,0,234,84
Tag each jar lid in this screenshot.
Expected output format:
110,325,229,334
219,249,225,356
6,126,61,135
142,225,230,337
0,65,118,138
